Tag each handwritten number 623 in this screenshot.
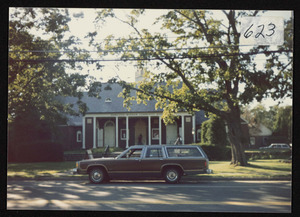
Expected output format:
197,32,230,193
244,23,276,39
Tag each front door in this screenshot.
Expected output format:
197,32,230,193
135,119,147,145
166,122,178,145
104,121,115,147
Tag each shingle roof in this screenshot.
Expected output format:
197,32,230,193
60,82,207,126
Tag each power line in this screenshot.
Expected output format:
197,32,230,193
9,49,292,63
9,44,254,54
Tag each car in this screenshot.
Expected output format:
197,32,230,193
259,143,291,149
73,145,211,184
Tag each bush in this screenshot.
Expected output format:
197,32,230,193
193,143,231,161
12,141,64,163
201,116,228,147
245,149,291,160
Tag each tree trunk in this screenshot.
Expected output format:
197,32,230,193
226,111,248,166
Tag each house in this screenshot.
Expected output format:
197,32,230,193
248,123,273,148
58,82,208,150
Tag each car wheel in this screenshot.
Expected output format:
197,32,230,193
89,168,106,184
164,168,181,184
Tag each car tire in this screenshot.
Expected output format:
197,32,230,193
89,168,107,184
164,167,181,184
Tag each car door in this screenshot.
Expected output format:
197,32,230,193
140,147,165,177
109,147,143,177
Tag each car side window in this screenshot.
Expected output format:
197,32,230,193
145,148,163,158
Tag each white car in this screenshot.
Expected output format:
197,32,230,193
259,143,291,149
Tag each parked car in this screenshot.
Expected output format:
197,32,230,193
259,143,291,150
73,145,211,184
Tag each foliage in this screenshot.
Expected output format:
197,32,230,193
201,116,228,146
88,10,293,166
245,149,291,160
241,104,292,142
273,106,292,141
8,141,64,163
8,8,102,127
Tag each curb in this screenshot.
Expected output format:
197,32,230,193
7,175,291,182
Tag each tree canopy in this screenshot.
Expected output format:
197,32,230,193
8,8,101,127
88,9,292,165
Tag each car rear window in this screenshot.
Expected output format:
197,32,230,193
166,147,203,157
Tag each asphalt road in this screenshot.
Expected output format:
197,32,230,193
7,180,291,212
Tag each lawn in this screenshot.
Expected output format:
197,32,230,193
7,159,292,180
197,159,292,179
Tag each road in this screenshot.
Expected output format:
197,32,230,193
7,179,291,212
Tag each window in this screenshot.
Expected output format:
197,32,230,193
145,148,163,158
105,98,112,103
152,128,159,140
76,131,82,142
121,148,142,159
197,129,201,141
120,129,127,140
166,147,202,157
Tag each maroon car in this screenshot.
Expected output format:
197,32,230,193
74,145,211,184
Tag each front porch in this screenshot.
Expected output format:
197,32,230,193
82,112,196,149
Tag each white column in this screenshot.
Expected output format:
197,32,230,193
192,115,196,143
126,116,129,148
93,117,96,149
116,116,119,148
181,115,185,145
82,117,86,149
159,116,162,145
148,116,151,145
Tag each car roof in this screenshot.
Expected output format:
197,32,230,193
129,145,199,148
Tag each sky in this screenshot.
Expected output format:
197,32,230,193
11,8,293,109
63,9,293,109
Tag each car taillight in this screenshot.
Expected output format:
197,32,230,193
204,161,207,168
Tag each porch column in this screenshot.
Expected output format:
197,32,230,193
126,116,129,148
148,116,151,145
159,116,162,145
82,117,86,149
181,115,185,145
192,114,196,143
116,116,119,148
93,117,96,149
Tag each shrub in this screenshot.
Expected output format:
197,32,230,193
201,116,228,147
193,143,231,161
245,149,291,160
13,141,64,163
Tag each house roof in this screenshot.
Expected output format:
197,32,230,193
60,82,207,126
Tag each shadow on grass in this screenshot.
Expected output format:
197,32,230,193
246,163,291,172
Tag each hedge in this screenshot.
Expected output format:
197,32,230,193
10,141,64,163
245,149,292,160
194,143,231,161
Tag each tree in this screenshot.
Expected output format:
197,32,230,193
8,8,103,150
201,116,228,146
273,106,292,142
89,10,292,165
8,8,101,126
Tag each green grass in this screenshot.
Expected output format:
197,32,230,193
197,159,292,179
7,159,292,180
7,161,78,178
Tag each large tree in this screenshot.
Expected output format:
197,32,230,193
8,8,104,149
8,8,102,126
89,9,292,165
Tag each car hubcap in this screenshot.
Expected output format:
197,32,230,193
93,171,102,181
167,171,178,181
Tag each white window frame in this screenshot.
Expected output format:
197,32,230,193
120,129,127,140
76,130,82,142
152,128,159,140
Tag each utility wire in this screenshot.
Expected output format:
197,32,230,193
9,49,292,63
9,44,257,54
